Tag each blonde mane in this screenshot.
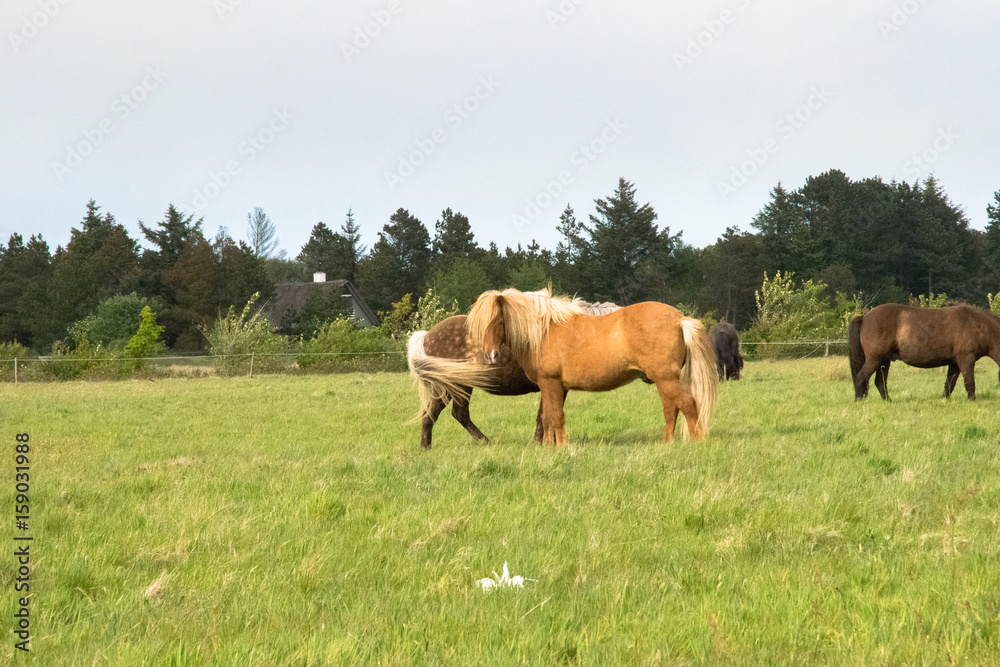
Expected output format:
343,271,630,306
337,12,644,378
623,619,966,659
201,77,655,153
468,287,586,361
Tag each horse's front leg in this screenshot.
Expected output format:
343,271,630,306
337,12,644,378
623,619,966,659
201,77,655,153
533,389,568,443
943,362,960,399
538,378,567,446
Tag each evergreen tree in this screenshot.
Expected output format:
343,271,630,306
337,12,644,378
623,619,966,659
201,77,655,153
984,189,1000,285
432,208,477,262
751,182,812,276
911,175,973,299
583,178,676,303
215,230,274,312
338,208,366,283
354,208,431,313
0,233,53,349
138,204,205,303
298,222,338,276
697,227,765,329
297,213,363,282
47,201,141,345
553,204,586,295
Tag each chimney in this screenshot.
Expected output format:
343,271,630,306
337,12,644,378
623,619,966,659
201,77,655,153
313,271,326,283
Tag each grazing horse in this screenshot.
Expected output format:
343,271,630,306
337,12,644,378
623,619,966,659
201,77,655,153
408,300,625,449
468,288,717,445
709,322,743,381
849,303,1000,401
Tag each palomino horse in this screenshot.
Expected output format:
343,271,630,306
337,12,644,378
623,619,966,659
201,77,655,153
467,288,717,445
407,300,627,449
849,303,1000,401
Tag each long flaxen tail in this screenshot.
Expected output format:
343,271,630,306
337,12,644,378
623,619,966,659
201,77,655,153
407,331,497,422
680,318,719,440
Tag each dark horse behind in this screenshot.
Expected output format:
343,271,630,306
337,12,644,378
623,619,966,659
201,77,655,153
709,322,743,381
849,303,1000,400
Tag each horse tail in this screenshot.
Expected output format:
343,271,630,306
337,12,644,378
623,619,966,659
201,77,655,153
680,318,719,440
407,331,497,422
848,315,864,381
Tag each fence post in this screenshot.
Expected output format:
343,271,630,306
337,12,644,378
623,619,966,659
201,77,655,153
824,339,829,357
14,358,17,385
249,353,254,379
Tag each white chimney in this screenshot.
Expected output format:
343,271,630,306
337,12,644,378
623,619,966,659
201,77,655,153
313,271,326,283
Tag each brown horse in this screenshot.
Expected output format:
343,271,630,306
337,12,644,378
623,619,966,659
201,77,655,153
408,301,628,449
849,303,1000,401
468,288,717,445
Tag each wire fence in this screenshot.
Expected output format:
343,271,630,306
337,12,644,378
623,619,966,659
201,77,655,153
0,339,851,384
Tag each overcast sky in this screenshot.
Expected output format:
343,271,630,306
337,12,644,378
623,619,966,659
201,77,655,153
3,0,998,260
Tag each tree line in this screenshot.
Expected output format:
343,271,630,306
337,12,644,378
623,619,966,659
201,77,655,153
2,172,999,353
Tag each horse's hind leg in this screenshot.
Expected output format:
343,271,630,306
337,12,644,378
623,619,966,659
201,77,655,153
958,356,977,400
856,357,888,401
654,379,699,441
944,362,961,398
421,397,448,450
451,390,489,443
873,362,891,401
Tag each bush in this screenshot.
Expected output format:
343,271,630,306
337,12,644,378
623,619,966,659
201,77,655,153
124,306,167,360
909,292,948,309
202,294,290,376
0,342,32,382
408,288,459,333
988,293,1000,317
69,293,158,349
298,317,406,373
742,271,863,360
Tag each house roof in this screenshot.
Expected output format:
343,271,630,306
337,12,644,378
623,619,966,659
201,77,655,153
269,280,380,329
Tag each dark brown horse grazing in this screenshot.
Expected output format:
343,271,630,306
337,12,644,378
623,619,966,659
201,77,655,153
468,288,717,445
709,322,743,381
849,303,1000,401
408,300,627,449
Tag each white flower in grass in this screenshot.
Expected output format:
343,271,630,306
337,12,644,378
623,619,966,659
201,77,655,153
477,562,532,591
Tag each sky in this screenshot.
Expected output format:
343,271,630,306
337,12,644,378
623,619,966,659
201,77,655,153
2,0,999,260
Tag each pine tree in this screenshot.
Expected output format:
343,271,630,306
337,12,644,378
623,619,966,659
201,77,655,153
984,189,1000,284
354,208,431,313
47,201,141,344
0,233,53,349
338,208,366,283
432,208,477,262
584,178,675,303
298,222,338,276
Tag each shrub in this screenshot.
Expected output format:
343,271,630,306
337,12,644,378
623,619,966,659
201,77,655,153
124,306,167,360
202,294,290,376
409,288,460,333
68,293,158,349
988,293,1000,317
909,292,948,309
742,271,863,360
298,317,406,373
0,342,32,382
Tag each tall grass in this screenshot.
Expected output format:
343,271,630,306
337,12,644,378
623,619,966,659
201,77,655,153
2,358,999,664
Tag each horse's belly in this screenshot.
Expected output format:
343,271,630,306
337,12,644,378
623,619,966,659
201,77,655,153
561,366,643,392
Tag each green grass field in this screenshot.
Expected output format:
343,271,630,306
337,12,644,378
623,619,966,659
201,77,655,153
2,358,999,665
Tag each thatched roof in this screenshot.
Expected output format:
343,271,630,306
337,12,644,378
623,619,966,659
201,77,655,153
269,279,379,330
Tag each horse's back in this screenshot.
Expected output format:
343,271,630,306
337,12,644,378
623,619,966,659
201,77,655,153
861,303,994,366
423,315,470,360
